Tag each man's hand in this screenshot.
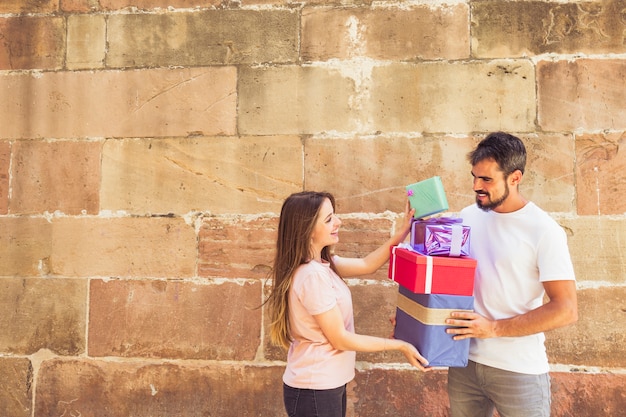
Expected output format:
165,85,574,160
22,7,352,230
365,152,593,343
445,311,497,341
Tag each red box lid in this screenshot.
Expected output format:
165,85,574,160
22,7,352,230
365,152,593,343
388,246,476,296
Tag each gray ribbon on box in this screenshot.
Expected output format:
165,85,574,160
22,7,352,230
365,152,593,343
396,292,473,326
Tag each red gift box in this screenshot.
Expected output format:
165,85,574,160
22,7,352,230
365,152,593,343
389,245,476,296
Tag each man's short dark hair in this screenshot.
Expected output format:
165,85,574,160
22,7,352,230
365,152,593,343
468,131,526,175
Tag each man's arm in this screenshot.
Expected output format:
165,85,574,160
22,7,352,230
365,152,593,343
446,280,578,340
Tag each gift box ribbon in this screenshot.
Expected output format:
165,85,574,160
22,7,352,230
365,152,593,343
397,293,473,326
391,243,434,293
449,223,463,257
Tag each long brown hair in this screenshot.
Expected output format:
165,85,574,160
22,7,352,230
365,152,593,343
265,191,338,349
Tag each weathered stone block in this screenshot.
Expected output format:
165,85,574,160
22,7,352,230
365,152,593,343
238,65,358,134
198,216,277,279
10,140,102,215
520,133,576,213
60,0,101,12
558,216,626,285
0,16,65,70
472,1,626,58
550,371,626,416
89,279,262,360
369,61,536,133
0,278,86,355
0,141,9,215
67,14,106,69
538,59,626,131
35,359,285,416
0,357,32,417
106,10,298,67
0,2,57,16
0,217,54,277
547,287,626,367
302,4,469,61
0,216,196,278
241,61,535,135
352,368,449,416
0,67,236,139
48,217,196,278
575,132,626,215
101,136,303,214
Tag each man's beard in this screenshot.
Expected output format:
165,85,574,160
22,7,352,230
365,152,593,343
476,183,509,211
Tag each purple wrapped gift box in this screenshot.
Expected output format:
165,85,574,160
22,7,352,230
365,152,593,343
411,217,470,257
394,285,474,367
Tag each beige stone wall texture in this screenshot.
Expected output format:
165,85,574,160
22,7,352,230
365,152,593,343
1,0,625,416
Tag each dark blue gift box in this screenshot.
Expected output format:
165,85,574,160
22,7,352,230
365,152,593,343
395,285,474,367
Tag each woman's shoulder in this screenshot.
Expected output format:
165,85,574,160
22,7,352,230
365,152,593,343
292,261,335,294
295,260,330,276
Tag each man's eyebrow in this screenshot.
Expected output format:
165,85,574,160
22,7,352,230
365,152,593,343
471,171,492,180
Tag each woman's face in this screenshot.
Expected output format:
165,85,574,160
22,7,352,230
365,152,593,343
309,198,341,257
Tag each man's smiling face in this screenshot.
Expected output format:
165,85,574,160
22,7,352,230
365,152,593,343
471,158,510,212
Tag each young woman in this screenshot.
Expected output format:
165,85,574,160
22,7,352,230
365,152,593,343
265,191,430,417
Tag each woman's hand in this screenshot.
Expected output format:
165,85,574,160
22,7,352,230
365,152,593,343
392,200,415,245
394,339,431,372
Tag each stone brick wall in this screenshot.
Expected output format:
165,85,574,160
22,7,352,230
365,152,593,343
1,0,625,416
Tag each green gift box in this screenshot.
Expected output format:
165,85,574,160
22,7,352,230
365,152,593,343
406,176,449,219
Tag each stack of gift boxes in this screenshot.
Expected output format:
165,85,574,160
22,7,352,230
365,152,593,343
388,176,476,367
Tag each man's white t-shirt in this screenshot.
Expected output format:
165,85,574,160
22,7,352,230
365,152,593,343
283,260,356,389
460,202,576,374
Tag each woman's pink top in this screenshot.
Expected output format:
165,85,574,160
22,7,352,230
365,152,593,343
283,260,356,390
